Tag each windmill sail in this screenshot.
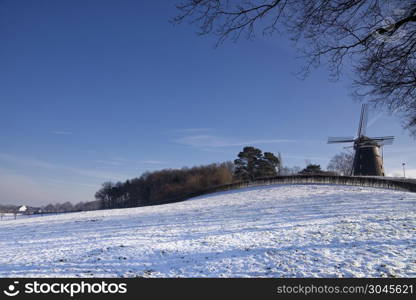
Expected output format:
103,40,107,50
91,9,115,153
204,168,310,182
357,104,369,137
327,137,355,144
378,140,394,146
368,136,395,141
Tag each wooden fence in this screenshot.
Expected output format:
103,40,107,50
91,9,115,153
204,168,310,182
154,175,416,206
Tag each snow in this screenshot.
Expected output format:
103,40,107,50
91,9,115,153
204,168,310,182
0,184,415,278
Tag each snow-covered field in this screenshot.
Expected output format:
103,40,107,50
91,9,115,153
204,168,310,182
0,184,415,278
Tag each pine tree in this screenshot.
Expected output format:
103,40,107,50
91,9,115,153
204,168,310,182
234,147,280,181
299,164,323,174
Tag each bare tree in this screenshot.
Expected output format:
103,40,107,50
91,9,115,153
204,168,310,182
327,151,355,175
174,0,416,135
43,204,56,214
279,166,301,175
58,202,74,213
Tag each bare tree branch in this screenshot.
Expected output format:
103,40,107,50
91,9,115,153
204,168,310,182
173,0,416,136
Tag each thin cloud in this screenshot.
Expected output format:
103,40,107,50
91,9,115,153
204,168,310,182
95,160,124,167
139,160,165,165
65,166,131,181
167,128,213,134
174,135,299,148
0,152,131,181
0,153,56,169
44,178,98,188
96,158,165,166
51,131,73,135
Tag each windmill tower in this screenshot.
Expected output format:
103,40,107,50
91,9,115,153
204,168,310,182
327,104,394,176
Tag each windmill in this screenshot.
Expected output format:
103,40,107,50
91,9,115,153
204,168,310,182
327,104,394,176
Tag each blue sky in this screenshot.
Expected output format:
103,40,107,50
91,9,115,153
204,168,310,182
1,0,415,206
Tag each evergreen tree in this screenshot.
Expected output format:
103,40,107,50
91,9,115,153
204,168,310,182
234,147,280,181
299,164,323,174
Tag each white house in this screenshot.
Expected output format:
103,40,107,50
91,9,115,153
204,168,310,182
18,205,27,213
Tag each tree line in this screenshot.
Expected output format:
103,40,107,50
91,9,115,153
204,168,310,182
40,201,100,213
0,146,360,215
95,162,234,210
94,147,353,211
1,147,352,215
0,200,100,215
95,146,283,210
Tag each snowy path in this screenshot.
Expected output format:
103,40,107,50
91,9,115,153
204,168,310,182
0,184,415,277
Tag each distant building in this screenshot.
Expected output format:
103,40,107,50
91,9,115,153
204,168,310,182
18,205,27,213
